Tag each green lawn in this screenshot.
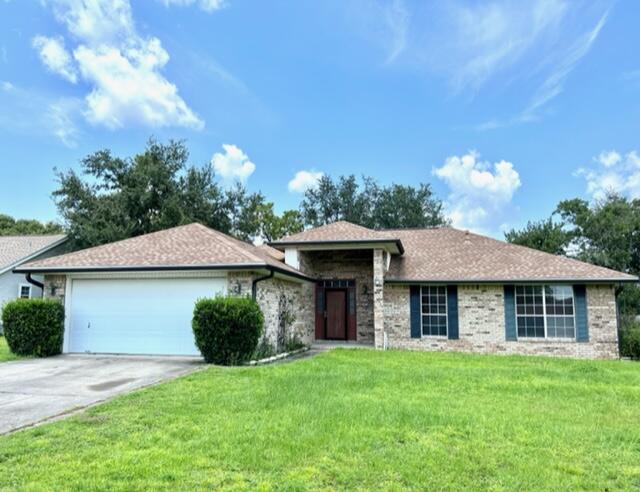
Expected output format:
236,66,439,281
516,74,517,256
0,336,21,362
1,350,640,491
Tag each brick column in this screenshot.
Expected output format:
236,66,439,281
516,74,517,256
43,275,66,302
373,249,385,349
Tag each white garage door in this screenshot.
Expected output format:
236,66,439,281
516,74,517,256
68,277,226,356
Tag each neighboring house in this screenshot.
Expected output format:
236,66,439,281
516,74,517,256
0,235,68,331
15,222,637,359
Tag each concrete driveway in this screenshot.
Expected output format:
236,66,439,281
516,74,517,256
0,355,202,434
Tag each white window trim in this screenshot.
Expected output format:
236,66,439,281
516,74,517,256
420,285,448,338
515,285,576,340
18,283,32,299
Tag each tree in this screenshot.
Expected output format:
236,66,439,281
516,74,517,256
53,139,292,248
505,193,640,327
504,218,570,255
555,195,640,274
300,175,447,229
0,214,63,236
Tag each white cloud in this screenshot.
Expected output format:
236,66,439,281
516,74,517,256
344,0,409,64
47,99,82,147
288,170,324,193
34,0,203,130
521,11,608,120
158,0,225,12
433,151,521,233
0,81,82,147
32,35,78,83
211,144,256,183
421,0,569,92
576,150,640,200
596,150,621,168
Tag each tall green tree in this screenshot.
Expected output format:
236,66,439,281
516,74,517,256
504,218,571,255
53,139,297,248
300,175,447,229
505,193,640,323
0,214,63,236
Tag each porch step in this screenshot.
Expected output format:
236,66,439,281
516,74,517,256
311,341,375,351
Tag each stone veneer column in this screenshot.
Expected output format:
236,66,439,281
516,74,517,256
373,249,385,349
43,275,66,302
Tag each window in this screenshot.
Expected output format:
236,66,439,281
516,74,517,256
18,284,31,299
515,285,575,339
421,286,447,336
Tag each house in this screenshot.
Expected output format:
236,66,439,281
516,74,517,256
14,222,637,359
0,234,67,331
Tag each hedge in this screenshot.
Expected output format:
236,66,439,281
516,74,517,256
192,296,264,365
621,325,640,360
1,299,65,357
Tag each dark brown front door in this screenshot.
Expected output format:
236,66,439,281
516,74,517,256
325,289,347,340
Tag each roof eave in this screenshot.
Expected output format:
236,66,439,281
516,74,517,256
0,236,68,276
14,262,315,283
268,238,405,255
384,277,639,285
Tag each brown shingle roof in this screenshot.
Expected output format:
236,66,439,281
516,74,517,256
0,235,67,274
386,227,637,283
271,221,404,253
17,224,309,279
276,221,398,242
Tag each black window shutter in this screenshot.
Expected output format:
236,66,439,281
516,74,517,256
574,284,589,342
447,285,459,340
410,286,421,338
504,285,517,341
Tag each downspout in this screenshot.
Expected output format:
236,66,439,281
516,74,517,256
252,269,274,300
25,273,44,292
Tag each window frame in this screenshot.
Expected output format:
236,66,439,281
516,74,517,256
419,285,448,337
18,283,32,299
514,284,576,340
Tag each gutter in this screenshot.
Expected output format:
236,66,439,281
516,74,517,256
384,278,639,285
25,273,44,291
251,269,275,300
14,262,315,284
268,238,405,255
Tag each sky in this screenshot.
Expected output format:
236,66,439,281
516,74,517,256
0,0,639,237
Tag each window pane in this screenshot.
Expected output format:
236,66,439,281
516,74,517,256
421,286,447,336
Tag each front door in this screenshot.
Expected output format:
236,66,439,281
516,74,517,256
325,289,347,340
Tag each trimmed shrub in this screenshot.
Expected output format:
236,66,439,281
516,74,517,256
620,325,640,360
192,296,264,365
1,299,65,357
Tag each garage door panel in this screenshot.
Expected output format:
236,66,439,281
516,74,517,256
68,277,226,355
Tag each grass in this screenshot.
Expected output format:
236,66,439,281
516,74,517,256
0,336,21,362
1,350,640,491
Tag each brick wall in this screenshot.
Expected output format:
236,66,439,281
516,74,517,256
298,250,375,342
384,283,619,359
226,272,315,349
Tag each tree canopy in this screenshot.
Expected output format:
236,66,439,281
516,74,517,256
300,175,448,229
505,193,640,320
504,218,570,255
53,140,301,248
0,214,63,236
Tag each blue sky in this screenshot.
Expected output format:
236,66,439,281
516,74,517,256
1,0,639,237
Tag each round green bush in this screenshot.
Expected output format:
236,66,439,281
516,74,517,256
621,326,640,360
192,296,264,365
1,299,65,357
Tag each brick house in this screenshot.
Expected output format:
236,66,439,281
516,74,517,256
16,221,637,359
